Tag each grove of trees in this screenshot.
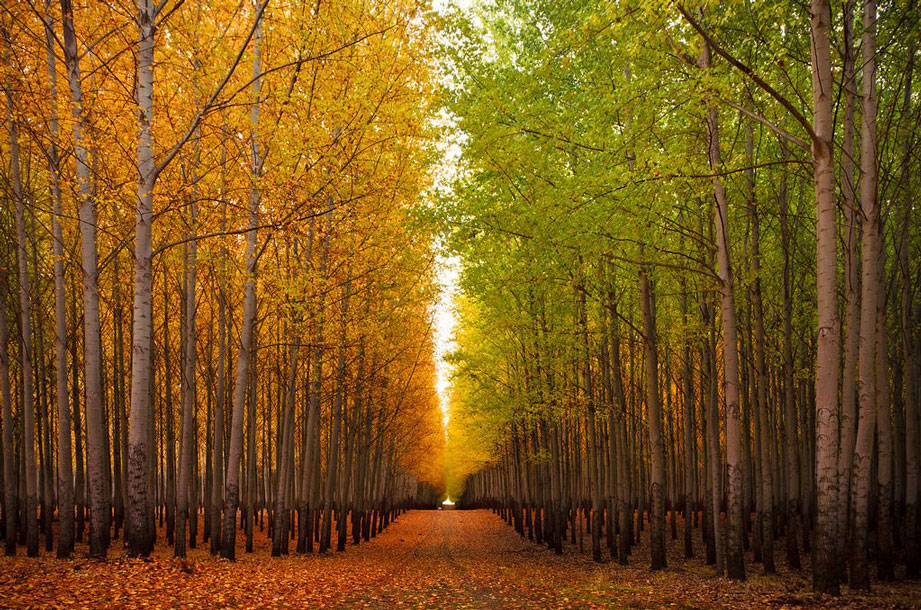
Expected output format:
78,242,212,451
435,0,921,596
3,0,921,603
0,0,444,565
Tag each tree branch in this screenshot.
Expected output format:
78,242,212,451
677,4,818,145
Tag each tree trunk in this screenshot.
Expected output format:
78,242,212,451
639,260,666,569
849,0,879,589
701,37,744,579
321,276,351,553
875,238,894,581
898,27,920,579
221,2,263,560
42,1,75,557
1,281,16,556
175,205,199,558
837,0,859,577
809,0,842,594
779,147,802,570
211,134,229,557
6,67,39,558
746,127,774,574
125,0,157,557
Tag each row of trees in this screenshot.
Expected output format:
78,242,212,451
0,0,444,561
435,0,919,595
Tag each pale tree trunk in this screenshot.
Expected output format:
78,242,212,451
639,259,666,570
837,0,859,576
245,337,257,554
5,63,39,558
299,219,326,554
42,0,75,558
701,38,745,580
849,0,879,588
809,0,841,594
61,0,107,557
221,2,263,559
126,0,158,557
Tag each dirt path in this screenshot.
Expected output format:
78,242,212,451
1,510,919,608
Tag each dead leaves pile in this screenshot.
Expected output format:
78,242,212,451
1,511,919,608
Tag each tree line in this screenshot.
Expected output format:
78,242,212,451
435,0,920,596
0,0,444,562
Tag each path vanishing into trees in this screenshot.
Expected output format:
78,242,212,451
5,0,921,607
2,509,920,609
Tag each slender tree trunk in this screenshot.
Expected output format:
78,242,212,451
211,133,229,557
746,128,774,574
273,242,306,556
701,37,744,579
810,0,842,594
875,239,894,581
899,26,920,578
639,260,666,569
680,280,696,559
779,149,802,570
125,0,157,557
221,3,263,560
42,1,75,557
322,276,350,553
837,0,859,577
164,275,177,546
5,66,39,558
175,203,199,558
70,278,85,543
1,282,16,556
849,0,879,589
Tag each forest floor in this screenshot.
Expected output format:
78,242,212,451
1,510,919,609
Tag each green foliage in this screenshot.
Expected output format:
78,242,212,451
427,0,920,493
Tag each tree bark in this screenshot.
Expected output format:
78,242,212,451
5,62,39,558
849,0,879,588
809,0,842,594
125,0,158,557
42,0,75,557
701,37,745,579
836,0,859,577
221,1,263,559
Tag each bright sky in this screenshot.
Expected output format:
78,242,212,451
433,253,460,434
429,0,471,438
